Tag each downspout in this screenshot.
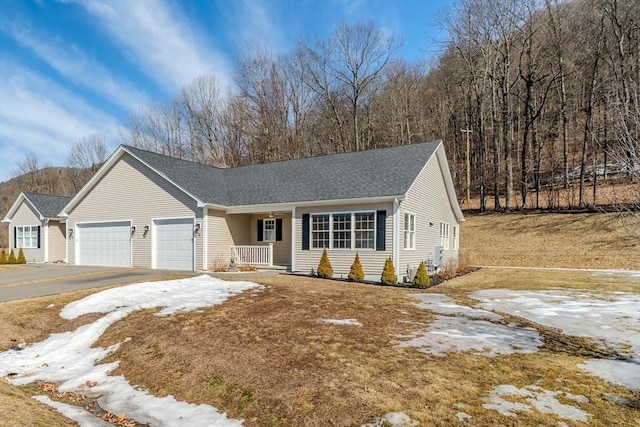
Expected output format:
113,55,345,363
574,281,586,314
393,199,400,279
43,219,49,263
290,207,296,273
202,207,208,271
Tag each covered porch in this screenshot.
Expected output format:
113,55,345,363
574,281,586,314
207,208,292,271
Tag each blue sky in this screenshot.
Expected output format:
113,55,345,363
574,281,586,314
0,0,453,183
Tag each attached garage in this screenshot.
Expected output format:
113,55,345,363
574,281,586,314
76,221,131,267
153,218,194,271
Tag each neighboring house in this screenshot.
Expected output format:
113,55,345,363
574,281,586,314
1,192,71,263
3,141,464,281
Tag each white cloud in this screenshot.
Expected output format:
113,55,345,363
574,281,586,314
0,64,120,182
2,23,150,112
75,0,233,92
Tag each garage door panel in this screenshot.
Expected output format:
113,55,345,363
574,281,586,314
154,218,194,271
77,221,131,267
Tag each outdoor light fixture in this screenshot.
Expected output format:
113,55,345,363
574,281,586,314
68,228,74,237
194,223,201,234
130,225,136,234
429,222,434,227
143,225,150,237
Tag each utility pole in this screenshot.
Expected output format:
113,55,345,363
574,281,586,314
461,129,473,205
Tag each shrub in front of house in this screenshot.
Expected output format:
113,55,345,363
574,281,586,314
17,248,27,264
8,249,17,264
380,257,397,285
412,261,430,288
348,252,365,282
317,248,333,278
0,249,6,264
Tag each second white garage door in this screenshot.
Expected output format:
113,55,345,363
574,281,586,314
153,218,194,270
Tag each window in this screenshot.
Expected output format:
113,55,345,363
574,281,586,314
440,222,450,250
404,213,415,250
332,214,351,248
15,226,39,249
263,219,276,242
312,214,330,249
354,212,375,249
452,225,458,250
311,211,376,250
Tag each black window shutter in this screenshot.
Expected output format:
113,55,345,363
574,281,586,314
276,218,282,241
14,227,17,248
257,219,263,242
37,226,41,249
376,210,386,251
302,214,310,250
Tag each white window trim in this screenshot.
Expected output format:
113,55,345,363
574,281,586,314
15,225,39,249
263,218,276,243
310,210,376,250
403,212,416,250
452,225,459,251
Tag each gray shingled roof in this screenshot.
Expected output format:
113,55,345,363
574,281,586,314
24,192,72,218
123,140,441,206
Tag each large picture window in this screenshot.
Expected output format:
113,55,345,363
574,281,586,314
311,211,376,250
404,213,415,250
15,225,39,249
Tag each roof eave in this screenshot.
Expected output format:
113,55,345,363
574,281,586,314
216,195,404,214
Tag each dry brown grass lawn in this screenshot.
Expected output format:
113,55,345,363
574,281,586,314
461,212,640,269
69,271,638,426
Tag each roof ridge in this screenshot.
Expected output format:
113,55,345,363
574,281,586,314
122,144,225,171
23,191,72,199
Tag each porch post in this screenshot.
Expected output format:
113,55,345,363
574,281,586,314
269,242,274,267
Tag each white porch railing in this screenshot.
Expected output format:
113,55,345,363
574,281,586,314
231,244,273,266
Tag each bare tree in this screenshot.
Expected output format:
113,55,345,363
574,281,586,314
67,134,108,191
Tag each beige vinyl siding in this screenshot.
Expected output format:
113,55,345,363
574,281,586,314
294,202,393,280
399,152,460,277
207,210,251,267
67,153,202,270
250,213,292,266
10,201,44,262
48,220,66,262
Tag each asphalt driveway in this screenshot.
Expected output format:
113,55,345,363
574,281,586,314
0,264,196,302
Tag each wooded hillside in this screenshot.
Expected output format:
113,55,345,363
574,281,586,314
121,0,638,212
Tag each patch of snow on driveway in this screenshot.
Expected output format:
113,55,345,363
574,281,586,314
472,289,640,390
399,294,541,357
0,275,259,426
483,384,589,421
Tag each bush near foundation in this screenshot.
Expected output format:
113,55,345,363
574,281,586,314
17,248,27,264
317,248,333,278
0,249,7,264
348,252,365,282
380,257,397,285
412,261,430,288
8,249,17,264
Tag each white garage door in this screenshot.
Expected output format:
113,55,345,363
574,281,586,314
77,221,131,267
154,218,194,270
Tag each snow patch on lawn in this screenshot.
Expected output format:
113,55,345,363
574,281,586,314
34,395,112,427
482,384,590,421
1,275,258,426
472,289,640,390
399,294,541,357
317,318,363,327
362,412,419,426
